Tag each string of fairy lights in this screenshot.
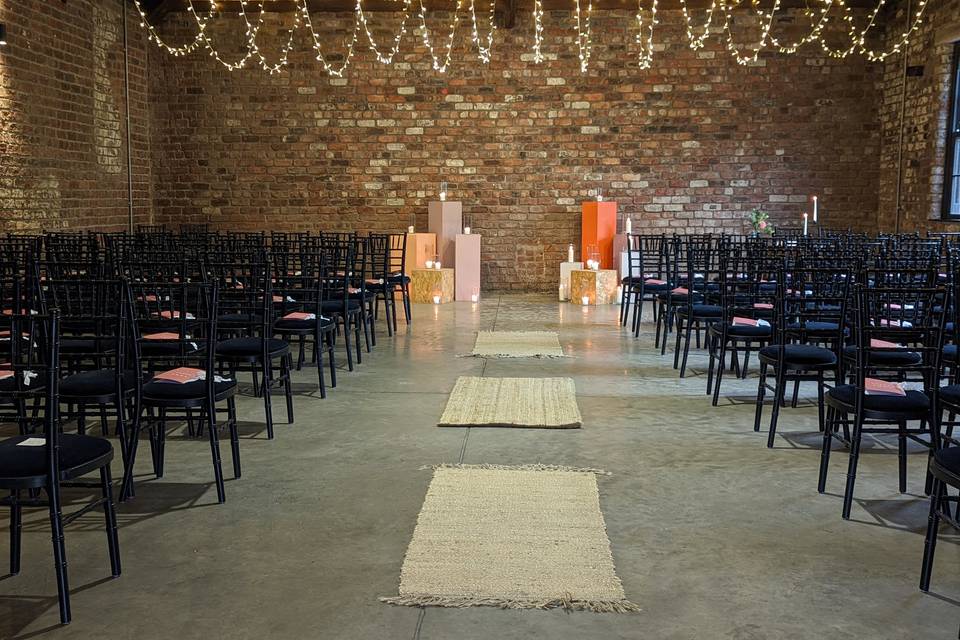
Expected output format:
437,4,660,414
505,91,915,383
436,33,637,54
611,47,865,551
131,0,930,75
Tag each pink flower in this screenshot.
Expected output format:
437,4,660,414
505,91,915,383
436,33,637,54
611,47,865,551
758,221,767,230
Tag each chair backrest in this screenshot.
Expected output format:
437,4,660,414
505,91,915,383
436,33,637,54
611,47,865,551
0,308,62,473
130,281,219,392
42,279,133,383
388,233,408,278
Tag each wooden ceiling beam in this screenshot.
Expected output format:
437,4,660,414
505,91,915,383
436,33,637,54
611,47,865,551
141,0,881,21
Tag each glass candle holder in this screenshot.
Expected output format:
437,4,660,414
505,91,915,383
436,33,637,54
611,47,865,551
439,181,448,202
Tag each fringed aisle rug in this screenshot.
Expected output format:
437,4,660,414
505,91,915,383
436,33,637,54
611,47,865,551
469,331,565,358
438,377,582,429
380,464,640,613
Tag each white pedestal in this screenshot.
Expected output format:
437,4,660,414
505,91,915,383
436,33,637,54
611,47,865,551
559,261,584,301
428,201,463,268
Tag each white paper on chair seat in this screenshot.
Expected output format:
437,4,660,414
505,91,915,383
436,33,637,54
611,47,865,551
17,438,46,447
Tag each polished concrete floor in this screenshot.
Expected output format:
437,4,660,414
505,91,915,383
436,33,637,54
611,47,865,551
1,295,959,639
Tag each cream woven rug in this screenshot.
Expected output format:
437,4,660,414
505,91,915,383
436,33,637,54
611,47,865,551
439,377,582,429
469,331,565,358
380,464,640,613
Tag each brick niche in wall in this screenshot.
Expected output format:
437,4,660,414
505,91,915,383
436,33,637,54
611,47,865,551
148,8,882,291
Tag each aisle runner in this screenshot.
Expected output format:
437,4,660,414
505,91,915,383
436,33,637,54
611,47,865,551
380,464,640,613
469,331,566,358
438,377,582,429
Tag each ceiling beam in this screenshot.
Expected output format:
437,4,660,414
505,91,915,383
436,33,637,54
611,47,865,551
141,0,881,22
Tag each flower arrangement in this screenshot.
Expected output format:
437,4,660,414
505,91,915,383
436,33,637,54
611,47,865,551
748,208,774,235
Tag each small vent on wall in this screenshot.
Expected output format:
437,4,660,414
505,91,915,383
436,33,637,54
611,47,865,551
905,65,925,77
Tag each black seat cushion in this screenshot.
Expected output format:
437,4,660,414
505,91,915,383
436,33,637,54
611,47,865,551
760,344,837,366
320,300,361,314
828,384,929,413
140,339,204,357
684,304,722,317
727,324,773,338
0,433,112,482
944,344,957,362
0,372,46,394
787,321,842,333
932,446,960,484
215,337,289,358
60,338,113,355
60,369,139,398
842,345,922,367
218,313,261,326
386,274,411,285
142,377,237,402
275,316,335,331
941,384,960,407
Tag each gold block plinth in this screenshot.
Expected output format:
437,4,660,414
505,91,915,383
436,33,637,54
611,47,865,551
570,269,618,305
411,268,455,304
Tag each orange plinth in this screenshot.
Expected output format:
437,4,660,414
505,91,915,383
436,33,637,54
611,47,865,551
581,201,618,270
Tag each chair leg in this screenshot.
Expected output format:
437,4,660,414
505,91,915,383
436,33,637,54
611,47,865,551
705,333,717,396
898,420,908,494
282,355,294,424
920,478,945,591
402,284,412,325
818,406,836,493
354,314,363,364
754,362,767,432
47,483,71,624
816,371,826,432
712,340,727,407
227,397,241,479
9,489,21,575
262,361,275,440
206,402,226,504
99,465,121,577
327,331,338,387
767,367,787,448
679,319,694,378
342,317,355,372
841,411,866,519
315,332,327,399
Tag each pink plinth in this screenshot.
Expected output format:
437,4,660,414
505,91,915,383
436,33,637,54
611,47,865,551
455,233,481,301
428,201,463,267
613,233,628,279
404,233,437,271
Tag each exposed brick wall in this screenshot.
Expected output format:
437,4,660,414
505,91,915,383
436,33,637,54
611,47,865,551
148,9,882,290
0,0,153,233
878,0,960,233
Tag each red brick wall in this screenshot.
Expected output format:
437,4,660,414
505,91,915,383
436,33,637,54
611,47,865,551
0,0,154,233
148,9,882,290
878,0,960,233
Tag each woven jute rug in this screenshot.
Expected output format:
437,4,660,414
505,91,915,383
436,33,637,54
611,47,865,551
380,464,640,613
468,331,566,358
439,377,582,429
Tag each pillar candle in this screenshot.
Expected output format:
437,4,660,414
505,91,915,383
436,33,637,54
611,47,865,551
813,196,818,223
625,217,632,234
803,213,808,236
568,244,574,262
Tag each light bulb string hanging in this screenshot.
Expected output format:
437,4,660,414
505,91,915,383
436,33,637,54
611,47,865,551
417,0,463,72
679,0,721,50
721,0,782,65
137,0,931,75
469,0,496,63
237,0,302,74
132,0,208,56
532,0,545,63
574,0,594,73
634,0,659,69
356,0,413,65
301,0,361,77
188,0,264,70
